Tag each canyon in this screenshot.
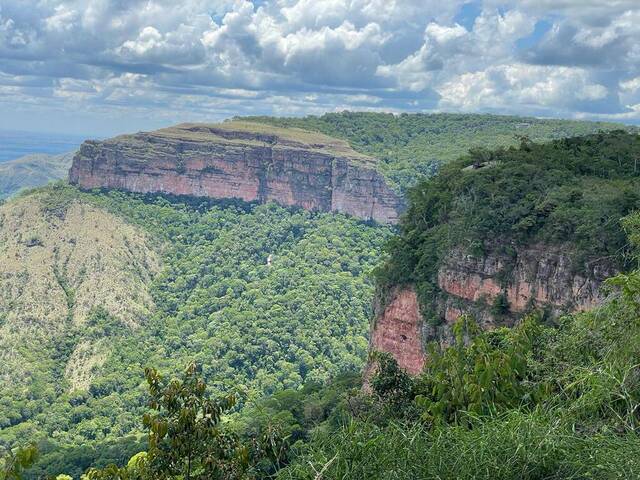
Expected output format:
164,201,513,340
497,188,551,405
68,121,403,224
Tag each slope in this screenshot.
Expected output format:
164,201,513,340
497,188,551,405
0,152,74,199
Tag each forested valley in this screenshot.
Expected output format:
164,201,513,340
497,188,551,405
2,114,640,479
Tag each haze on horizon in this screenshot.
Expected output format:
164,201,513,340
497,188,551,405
1,0,639,137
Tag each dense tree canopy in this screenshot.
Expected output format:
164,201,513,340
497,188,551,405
376,131,640,320
0,185,390,478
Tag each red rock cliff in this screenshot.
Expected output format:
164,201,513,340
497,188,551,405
368,287,426,376
68,122,403,224
436,244,613,331
368,243,614,375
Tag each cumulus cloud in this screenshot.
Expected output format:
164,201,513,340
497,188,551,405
0,0,638,135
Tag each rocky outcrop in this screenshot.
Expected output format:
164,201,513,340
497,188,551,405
368,243,614,375
68,122,403,224
368,287,426,376
436,244,613,329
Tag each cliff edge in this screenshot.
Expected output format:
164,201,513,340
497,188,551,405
68,121,403,224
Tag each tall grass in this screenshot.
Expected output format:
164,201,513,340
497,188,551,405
279,410,640,479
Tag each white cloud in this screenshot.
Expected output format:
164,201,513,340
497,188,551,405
0,0,638,134
438,64,610,114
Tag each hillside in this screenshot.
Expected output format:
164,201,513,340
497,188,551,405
0,184,391,477
0,152,74,199
372,130,640,373
244,112,636,192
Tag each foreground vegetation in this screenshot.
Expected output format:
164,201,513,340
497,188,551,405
279,259,640,478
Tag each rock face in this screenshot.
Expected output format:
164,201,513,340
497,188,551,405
436,244,613,330
368,243,614,375
368,287,426,376
69,122,403,224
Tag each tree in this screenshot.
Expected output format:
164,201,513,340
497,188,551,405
0,444,38,480
142,363,246,480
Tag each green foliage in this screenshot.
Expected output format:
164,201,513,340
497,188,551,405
142,363,244,480
490,293,510,316
368,352,414,415
0,185,389,477
414,315,545,425
0,444,38,480
243,112,633,192
278,265,640,478
84,363,292,480
278,412,640,480
378,131,640,319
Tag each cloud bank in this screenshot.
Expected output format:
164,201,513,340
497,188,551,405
0,0,638,135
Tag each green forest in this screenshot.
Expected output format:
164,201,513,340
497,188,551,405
244,112,633,192
2,119,640,479
376,130,640,322
0,185,390,477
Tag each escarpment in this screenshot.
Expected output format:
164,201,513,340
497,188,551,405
366,131,640,376
68,122,403,224
436,244,613,327
369,244,614,375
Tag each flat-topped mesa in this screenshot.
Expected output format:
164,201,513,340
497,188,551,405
68,121,403,223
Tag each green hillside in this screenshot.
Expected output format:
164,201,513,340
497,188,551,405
0,184,390,477
376,130,640,321
242,112,635,192
0,152,74,200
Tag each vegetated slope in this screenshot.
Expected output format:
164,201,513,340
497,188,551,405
0,152,74,199
0,188,160,391
243,112,635,192
275,213,640,479
373,131,640,343
0,184,390,477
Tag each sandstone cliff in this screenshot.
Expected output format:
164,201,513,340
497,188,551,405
69,121,403,224
368,243,614,375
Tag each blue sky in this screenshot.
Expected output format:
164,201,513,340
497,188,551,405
0,0,639,137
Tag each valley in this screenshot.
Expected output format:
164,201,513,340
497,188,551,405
1,113,639,478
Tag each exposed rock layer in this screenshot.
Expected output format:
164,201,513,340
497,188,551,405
436,244,613,329
369,243,614,375
69,122,403,224
369,287,426,376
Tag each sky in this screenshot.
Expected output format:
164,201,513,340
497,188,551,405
1,0,639,137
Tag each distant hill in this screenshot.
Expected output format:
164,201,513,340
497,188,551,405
0,130,83,162
242,112,638,192
0,151,74,199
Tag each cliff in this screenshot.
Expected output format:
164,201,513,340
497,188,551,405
68,121,403,224
369,243,615,375
366,131,640,376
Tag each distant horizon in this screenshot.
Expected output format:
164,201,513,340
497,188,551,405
1,1,638,136
2,109,639,142
0,129,86,162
